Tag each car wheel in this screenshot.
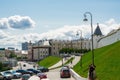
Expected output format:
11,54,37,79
3,77,6,80
14,75,17,78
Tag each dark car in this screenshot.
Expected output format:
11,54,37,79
37,73,47,79
27,68,41,74
21,74,31,80
37,67,49,72
16,70,33,76
60,67,71,78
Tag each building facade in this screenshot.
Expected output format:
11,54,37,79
22,42,29,50
28,38,91,61
28,40,51,61
27,24,120,61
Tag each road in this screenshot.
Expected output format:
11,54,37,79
12,62,75,80
12,56,79,80
46,68,75,80
12,68,75,80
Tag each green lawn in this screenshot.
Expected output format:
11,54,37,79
38,56,61,68
73,41,120,80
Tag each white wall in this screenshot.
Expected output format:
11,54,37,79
97,28,120,48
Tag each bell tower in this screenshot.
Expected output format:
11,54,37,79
93,23,103,49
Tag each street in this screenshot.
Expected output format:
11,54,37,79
46,68,75,80
12,60,76,80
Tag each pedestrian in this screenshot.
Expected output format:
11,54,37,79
88,64,95,80
71,61,72,64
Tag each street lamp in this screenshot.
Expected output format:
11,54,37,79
76,30,83,67
83,12,94,65
83,12,95,80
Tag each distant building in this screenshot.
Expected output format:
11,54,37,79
28,40,51,61
8,47,15,50
22,42,28,50
28,39,90,61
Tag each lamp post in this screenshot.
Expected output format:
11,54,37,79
83,12,95,80
76,30,82,67
83,12,94,65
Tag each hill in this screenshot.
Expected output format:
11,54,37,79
73,41,120,80
38,56,61,68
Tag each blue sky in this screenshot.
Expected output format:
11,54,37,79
0,0,120,49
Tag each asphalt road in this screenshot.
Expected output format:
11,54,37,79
46,68,75,80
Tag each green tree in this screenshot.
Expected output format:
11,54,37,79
0,62,3,71
9,53,17,58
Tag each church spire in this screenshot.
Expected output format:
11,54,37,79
94,23,102,36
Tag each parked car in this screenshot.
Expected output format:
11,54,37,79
37,67,49,72
21,74,31,80
0,73,4,80
16,69,33,76
27,68,41,74
10,70,22,79
1,71,13,80
60,67,71,78
37,73,47,79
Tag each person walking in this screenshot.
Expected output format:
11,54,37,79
71,60,72,64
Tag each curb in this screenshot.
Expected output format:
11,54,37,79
70,69,87,80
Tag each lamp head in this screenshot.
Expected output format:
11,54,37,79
83,14,88,21
76,31,79,36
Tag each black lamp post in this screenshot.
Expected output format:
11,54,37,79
76,30,82,67
83,12,94,66
83,12,96,80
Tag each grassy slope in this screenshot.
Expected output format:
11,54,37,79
73,41,120,80
38,56,61,68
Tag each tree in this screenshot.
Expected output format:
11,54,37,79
9,53,17,58
0,62,3,71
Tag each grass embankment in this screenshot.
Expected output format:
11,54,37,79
73,41,120,80
38,56,61,68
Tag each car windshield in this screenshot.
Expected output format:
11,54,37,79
22,74,30,78
4,72,12,74
22,76,30,79
63,70,69,73
11,70,16,73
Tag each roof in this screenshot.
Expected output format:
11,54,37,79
94,23,103,36
43,41,50,46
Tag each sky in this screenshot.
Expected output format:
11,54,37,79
0,0,120,50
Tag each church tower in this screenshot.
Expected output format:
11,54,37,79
93,23,103,49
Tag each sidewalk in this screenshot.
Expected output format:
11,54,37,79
68,55,87,80
49,57,71,69
68,55,80,68
12,61,37,70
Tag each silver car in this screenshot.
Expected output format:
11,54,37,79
1,71,13,80
10,70,22,78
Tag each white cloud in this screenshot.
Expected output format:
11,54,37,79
0,18,120,49
0,15,35,29
105,18,116,25
0,31,9,39
0,18,9,29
